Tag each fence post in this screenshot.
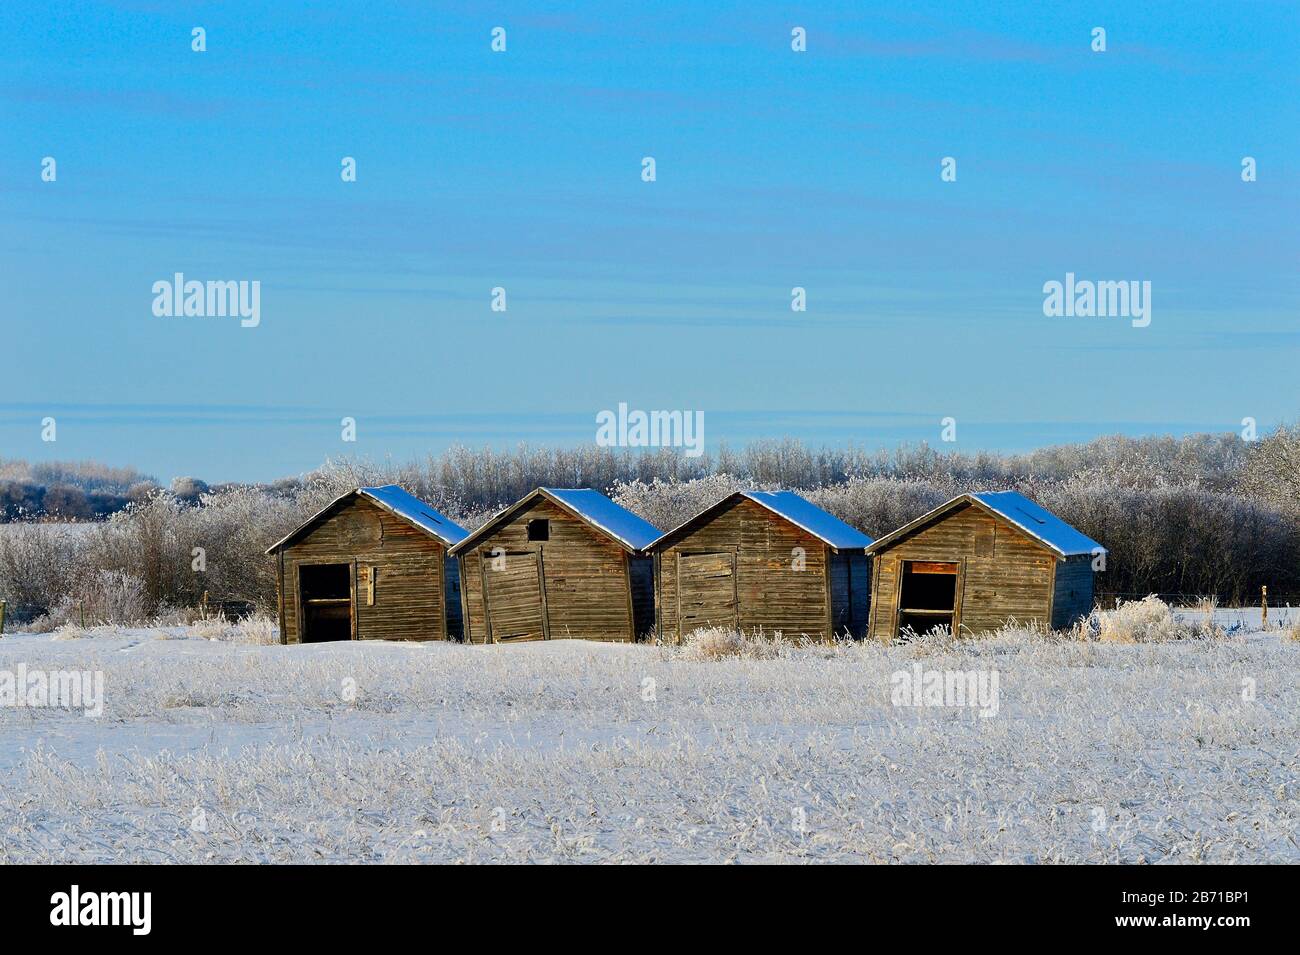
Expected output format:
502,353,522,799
0,599,6,636
1261,585,1268,630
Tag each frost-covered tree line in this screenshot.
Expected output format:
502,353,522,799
2,430,1299,628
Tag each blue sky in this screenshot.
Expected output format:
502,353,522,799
2,1,1297,483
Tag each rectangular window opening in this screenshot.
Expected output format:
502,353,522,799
897,560,958,638
299,563,352,643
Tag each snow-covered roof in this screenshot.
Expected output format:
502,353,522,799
866,490,1104,559
356,485,469,547
541,488,662,551
743,491,873,550
265,485,468,553
448,487,661,555
969,490,1103,557
648,490,873,552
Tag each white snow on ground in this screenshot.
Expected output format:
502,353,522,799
1173,605,1300,630
0,624,1296,863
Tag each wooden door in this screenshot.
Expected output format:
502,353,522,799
483,551,546,642
677,551,737,639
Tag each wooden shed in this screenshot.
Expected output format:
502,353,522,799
266,485,468,644
449,488,660,643
649,490,874,641
865,490,1103,640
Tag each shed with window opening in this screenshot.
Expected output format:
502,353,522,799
865,490,1103,639
266,485,468,643
449,487,660,643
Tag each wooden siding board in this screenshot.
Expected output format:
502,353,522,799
868,557,884,641
460,555,487,644
536,548,552,641
277,549,288,644
653,552,663,638
824,545,835,637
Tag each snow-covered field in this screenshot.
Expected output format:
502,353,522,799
0,623,1296,864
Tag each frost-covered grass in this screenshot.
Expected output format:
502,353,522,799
48,613,280,646
1075,595,1218,643
677,625,798,661
0,622,1296,864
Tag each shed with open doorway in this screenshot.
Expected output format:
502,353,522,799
449,487,660,643
648,490,874,641
865,490,1103,639
266,485,468,644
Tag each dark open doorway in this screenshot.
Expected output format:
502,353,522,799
897,561,958,637
300,563,353,642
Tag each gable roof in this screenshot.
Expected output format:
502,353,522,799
265,485,468,554
865,490,1104,559
448,487,662,555
649,490,874,553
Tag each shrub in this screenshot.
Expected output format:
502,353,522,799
187,613,280,645
1075,596,1216,643
38,570,152,631
678,626,795,660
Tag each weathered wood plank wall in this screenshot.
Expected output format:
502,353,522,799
279,496,450,644
656,497,846,640
868,503,1059,639
459,498,646,644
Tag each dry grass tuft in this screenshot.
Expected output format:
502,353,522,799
1075,595,1219,643
897,623,957,654
227,614,279,645
181,613,279,645
678,626,797,661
